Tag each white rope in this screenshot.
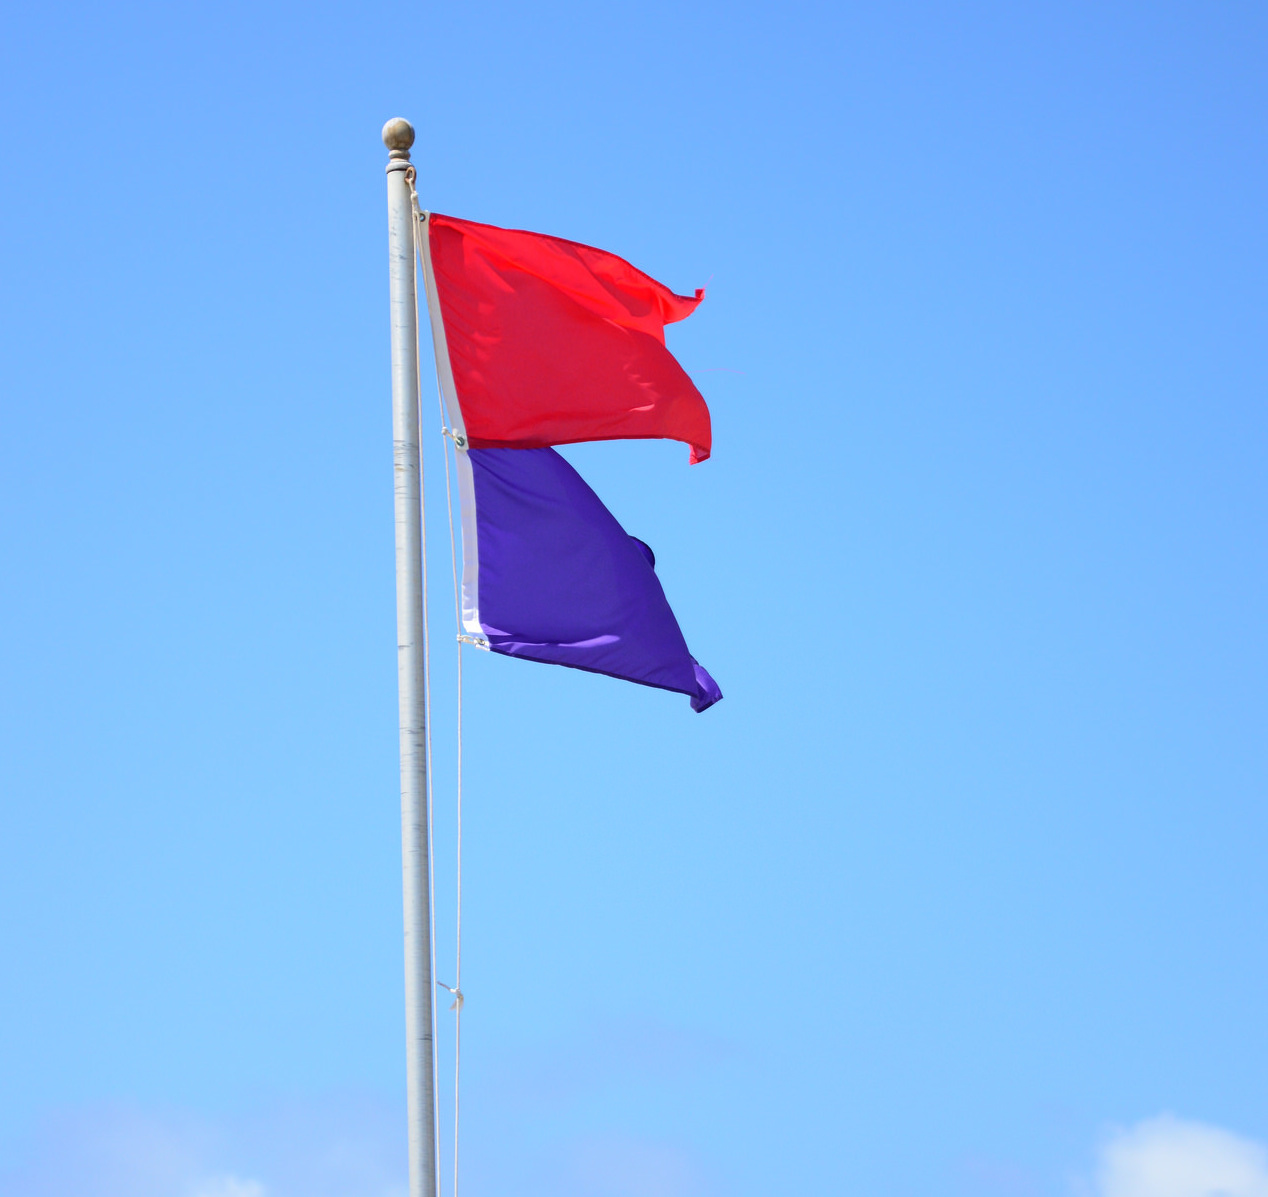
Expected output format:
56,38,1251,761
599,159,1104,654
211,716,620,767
404,166,443,1197
408,177,466,1197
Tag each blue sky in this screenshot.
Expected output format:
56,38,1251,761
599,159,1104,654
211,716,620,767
1,1,1266,1194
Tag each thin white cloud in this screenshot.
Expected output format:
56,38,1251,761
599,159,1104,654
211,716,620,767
0,1098,406,1197
565,1133,711,1197
189,1177,268,1197
1095,1114,1268,1197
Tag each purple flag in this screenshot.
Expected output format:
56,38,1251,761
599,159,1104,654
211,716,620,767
456,446,721,712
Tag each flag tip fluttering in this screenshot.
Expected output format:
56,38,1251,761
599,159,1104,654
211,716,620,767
690,662,723,712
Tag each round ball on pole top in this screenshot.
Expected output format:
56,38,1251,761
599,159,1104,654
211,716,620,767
382,118,415,157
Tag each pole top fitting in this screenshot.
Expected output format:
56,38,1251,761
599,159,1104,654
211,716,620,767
382,118,415,160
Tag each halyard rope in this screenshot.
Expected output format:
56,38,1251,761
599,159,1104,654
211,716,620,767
407,170,465,1197
405,167,443,1197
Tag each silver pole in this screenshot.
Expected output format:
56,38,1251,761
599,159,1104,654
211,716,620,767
383,116,438,1197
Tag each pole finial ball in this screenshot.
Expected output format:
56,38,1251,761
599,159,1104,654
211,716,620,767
382,118,415,152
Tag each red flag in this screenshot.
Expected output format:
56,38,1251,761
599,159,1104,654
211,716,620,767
423,213,711,463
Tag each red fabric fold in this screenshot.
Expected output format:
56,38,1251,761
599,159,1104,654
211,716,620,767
427,213,711,463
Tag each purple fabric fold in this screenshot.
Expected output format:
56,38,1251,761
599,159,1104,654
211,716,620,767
465,447,721,712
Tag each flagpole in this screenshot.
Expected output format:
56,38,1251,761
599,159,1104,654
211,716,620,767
383,116,438,1197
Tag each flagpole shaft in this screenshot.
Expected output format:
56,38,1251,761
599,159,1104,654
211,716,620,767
383,117,438,1197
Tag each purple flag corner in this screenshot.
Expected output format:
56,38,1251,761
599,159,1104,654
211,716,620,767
457,446,721,712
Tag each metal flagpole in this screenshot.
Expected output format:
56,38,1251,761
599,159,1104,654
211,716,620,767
383,116,438,1197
